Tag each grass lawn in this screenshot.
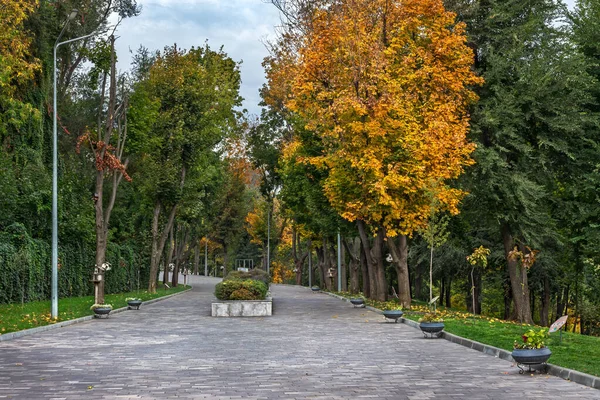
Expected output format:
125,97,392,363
333,291,600,377
0,285,190,336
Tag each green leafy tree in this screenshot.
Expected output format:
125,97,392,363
129,44,242,292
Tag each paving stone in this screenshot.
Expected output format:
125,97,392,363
0,276,598,399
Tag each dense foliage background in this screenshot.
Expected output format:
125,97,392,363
2,0,600,338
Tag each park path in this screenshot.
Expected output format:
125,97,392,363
0,276,598,400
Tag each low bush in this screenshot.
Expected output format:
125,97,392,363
215,279,268,301
229,288,254,300
224,269,270,287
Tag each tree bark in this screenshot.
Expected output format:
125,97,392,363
316,245,326,289
292,228,310,286
359,244,370,297
357,220,387,301
414,265,423,301
222,243,229,278
148,201,177,292
501,224,533,324
321,238,334,290
503,272,512,320
193,244,200,275
387,234,411,308
148,164,185,292
328,243,338,290
343,237,361,294
163,225,174,285
556,285,569,320
340,242,347,292
172,226,189,287
445,276,452,307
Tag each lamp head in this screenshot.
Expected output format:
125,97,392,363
68,9,79,21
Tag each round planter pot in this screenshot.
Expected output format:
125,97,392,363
512,347,552,374
419,322,444,338
511,347,552,365
127,300,143,310
382,310,404,322
93,307,112,318
311,287,320,292
350,298,365,307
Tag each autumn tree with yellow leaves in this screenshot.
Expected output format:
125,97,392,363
0,0,40,138
266,0,481,304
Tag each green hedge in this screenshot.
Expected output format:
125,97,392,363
0,223,149,304
215,279,268,301
224,269,270,286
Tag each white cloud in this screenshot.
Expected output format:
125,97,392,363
113,0,280,116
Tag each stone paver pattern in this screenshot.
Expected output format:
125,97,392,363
0,276,599,399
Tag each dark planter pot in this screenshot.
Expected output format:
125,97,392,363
350,298,365,307
419,322,444,338
382,310,404,322
311,287,320,292
93,307,112,318
127,300,142,310
512,347,552,373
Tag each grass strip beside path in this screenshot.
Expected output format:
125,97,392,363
0,285,189,336
333,291,600,378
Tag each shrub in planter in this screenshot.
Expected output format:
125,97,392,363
230,288,254,300
215,279,268,300
224,269,271,286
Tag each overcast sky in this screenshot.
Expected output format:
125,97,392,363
112,0,281,117
112,0,577,117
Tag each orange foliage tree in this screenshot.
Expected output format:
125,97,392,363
267,0,481,304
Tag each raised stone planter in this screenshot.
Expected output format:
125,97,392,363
211,298,272,317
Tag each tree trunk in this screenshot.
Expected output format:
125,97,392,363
475,271,482,314
318,243,331,290
387,234,411,308
316,245,327,289
429,245,434,302
359,244,370,297
321,239,333,290
502,225,533,324
468,267,482,315
164,225,174,285
148,201,177,293
193,244,200,275
326,243,336,290
293,229,309,286
94,170,107,305
172,227,189,288
414,266,423,301
372,227,387,300
340,242,347,292
344,237,361,294
92,37,123,305
556,285,569,319
222,244,229,278
445,276,451,307
357,220,387,301
503,273,512,320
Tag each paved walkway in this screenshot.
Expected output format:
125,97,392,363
0,276,598,399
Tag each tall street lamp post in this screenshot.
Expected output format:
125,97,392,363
52,10,98,319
